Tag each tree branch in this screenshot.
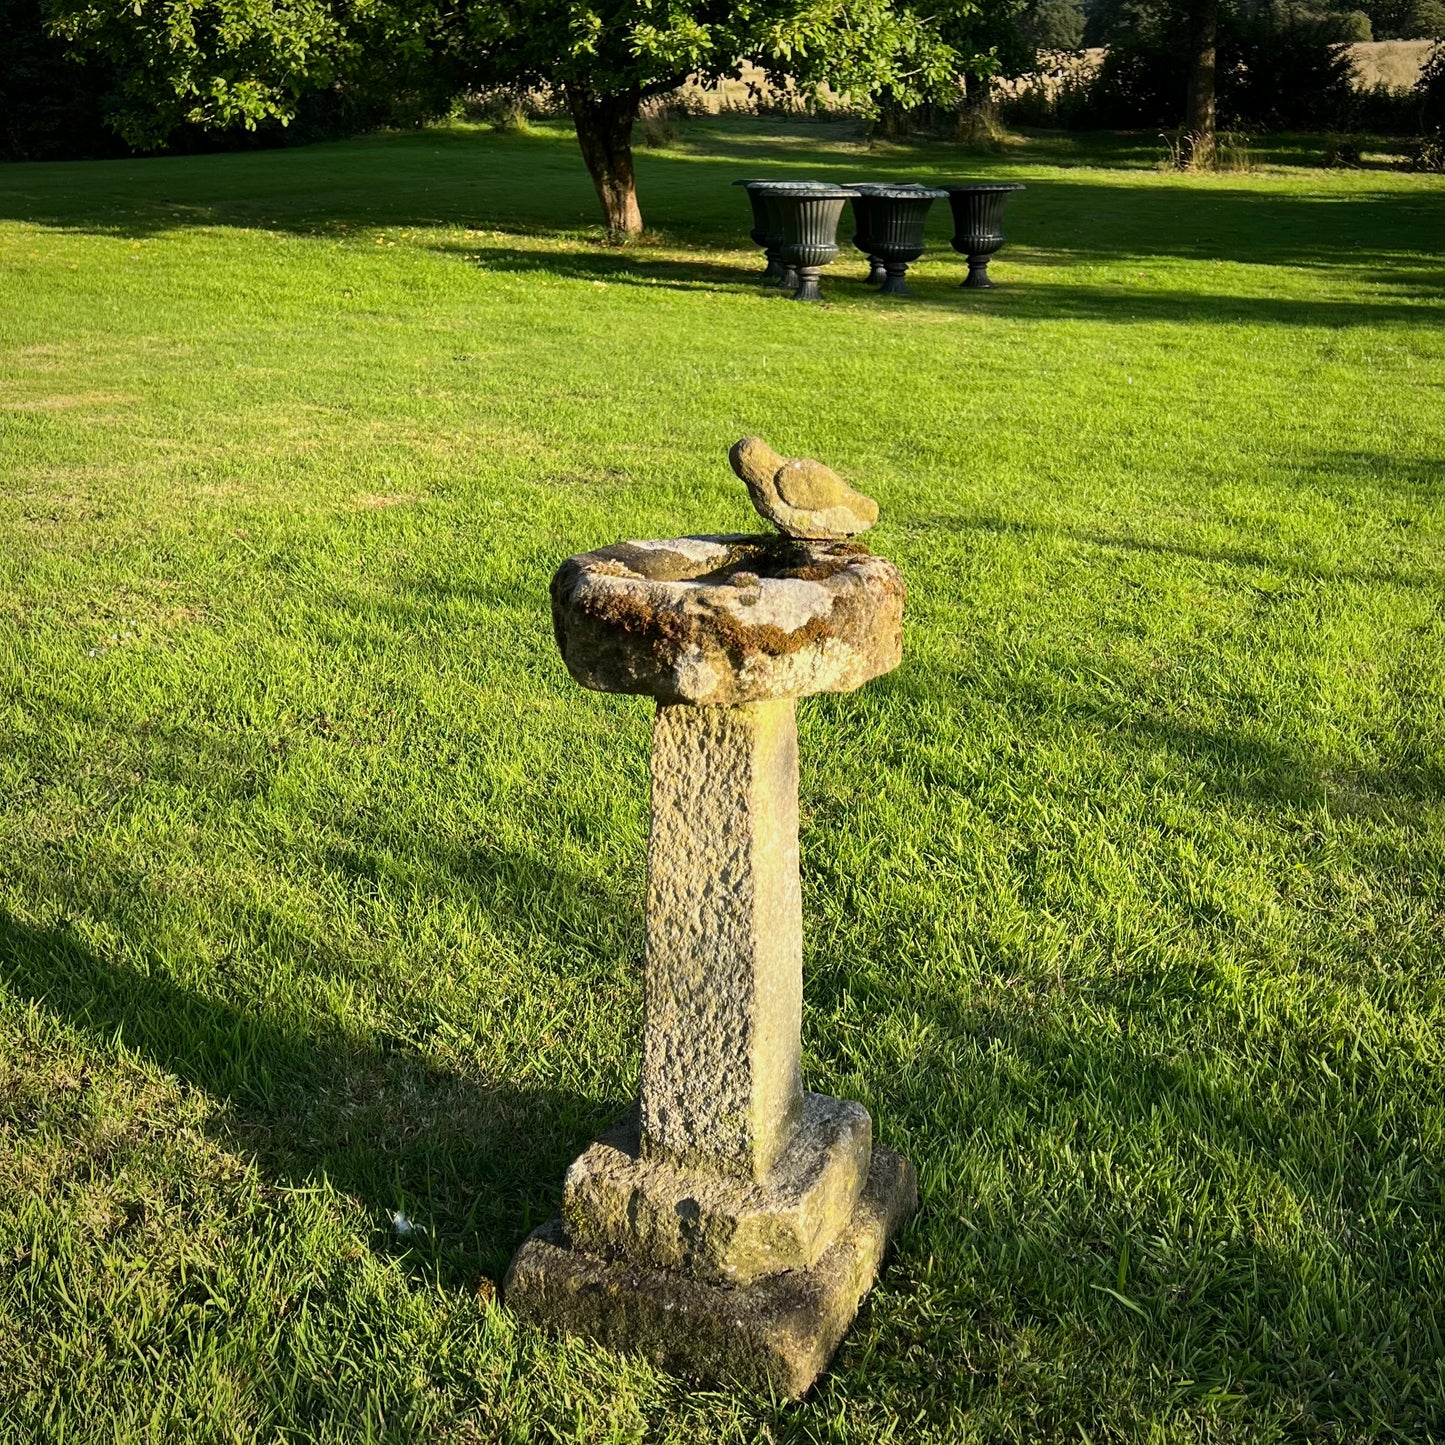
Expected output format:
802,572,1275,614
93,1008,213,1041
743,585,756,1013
638,72,690,99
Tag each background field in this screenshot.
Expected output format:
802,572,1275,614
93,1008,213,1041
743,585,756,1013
1350,38,1436,89
640,42,1438,114
2,118,1444,1442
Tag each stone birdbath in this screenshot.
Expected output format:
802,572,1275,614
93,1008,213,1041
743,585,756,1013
505,438,918,1396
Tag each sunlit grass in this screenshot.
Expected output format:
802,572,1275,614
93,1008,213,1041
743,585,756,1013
1,116,1443,1442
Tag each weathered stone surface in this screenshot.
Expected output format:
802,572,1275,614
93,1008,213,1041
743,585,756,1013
642,698,802,1182
518,503,912,1392
730,436,880,540
505,1146,919,1398
563,1093,871,1286
549,534,904,706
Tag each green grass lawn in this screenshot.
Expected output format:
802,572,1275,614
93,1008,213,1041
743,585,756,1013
1,114,1443,1442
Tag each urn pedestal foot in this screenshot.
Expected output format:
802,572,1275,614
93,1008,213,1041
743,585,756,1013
879,262,911,296
962,256,996,288
793,267,824,302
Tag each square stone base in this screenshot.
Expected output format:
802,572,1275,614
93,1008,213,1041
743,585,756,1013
504,1147,918,1397
564,1093,873,1286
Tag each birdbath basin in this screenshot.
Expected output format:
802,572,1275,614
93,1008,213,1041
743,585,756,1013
508,448,917,1396
550,534,903,707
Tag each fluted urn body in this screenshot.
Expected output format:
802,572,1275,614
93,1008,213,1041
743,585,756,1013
845,182,897,285
846,184,946,296
735,179,819,287
770,185,859,302
945,182,1025,288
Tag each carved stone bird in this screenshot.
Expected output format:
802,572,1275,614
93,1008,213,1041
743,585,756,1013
729,437,879,540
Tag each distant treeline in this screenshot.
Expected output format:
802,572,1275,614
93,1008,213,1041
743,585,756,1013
2,0,1442,163
1003,9,1443,134
0,0,433,162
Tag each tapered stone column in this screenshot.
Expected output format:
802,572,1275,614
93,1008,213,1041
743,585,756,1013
643,698,802,1180
506,532,916,1395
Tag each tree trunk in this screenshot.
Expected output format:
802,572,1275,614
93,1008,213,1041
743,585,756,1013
1184,0,1219,168
876,88,912,139
566,84,643,237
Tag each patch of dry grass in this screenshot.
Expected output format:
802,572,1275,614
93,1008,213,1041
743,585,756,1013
1351,38,1435,90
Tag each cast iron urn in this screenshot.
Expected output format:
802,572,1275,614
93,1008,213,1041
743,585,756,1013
769,184,860,302
734,179,821,287
944,182,1025,288
733,178,782,284
846,184,946,296
845,182,896,285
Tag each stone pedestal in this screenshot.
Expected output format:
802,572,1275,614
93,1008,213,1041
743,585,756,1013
643,699,803,1182
506,534,915,1396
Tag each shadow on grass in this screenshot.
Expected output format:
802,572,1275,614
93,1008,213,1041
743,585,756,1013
941,273,1444,326
873,655,1442,821
0,878,612,1288
797,637,1442,1428
437,235,761,293
4,682,1440,1428
856,972,1445,1432
2,122,1442,305
947,501,1443,593
426,231,1445,325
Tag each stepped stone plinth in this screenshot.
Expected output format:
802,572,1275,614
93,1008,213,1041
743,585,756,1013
505,459,916,1396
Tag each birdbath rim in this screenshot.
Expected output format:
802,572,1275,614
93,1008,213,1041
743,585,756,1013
550,533,904,707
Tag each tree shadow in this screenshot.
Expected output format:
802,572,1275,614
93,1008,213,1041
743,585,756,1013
876,652,1441,820
826,957,1445,1433
2,122,1442,315
865,487,1445,817
915,271,1445,327
430,233,761,293
799,616,1442,1428
972,174,1445,276
941,500,1442,593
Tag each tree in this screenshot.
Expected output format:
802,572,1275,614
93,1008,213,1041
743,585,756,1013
435,0,967,235
1404,0,1445,35
868,0,1044,137
0,0,124,159
1026,0,1086,50
1183,0,1219,165
1339,9,1373,41
1081,0,1354,154
43,0,352,150
43,0,968,236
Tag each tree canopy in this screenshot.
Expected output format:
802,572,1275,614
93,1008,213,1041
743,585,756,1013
44,0,352,149
39,0,989,231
